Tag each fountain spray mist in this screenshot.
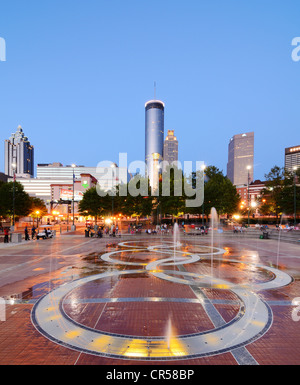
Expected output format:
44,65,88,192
210,208,218,287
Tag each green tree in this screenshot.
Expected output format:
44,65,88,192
29,197,48,223
280,168,300,219
0,181,32,219
189,166,239,220
78,186,111,222
158,165,186,220
121,175,153,219
260,166,286,221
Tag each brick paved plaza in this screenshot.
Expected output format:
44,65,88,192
0,229,299,366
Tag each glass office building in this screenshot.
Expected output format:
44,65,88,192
145,100,165,189
227,132,254,186
285,145,300,172
4,125,34,177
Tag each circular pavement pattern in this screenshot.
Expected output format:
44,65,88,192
31,240,293,360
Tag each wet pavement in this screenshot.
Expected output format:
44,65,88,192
0,232,299,365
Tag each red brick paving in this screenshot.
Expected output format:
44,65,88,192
0,234,299,365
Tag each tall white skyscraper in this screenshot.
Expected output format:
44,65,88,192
4,125,34,177
145,99,165,190
227,132,254,186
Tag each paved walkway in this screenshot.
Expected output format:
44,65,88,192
0,232,299,365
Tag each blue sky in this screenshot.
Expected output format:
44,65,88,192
0,0,299,180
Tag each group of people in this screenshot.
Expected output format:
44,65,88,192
24,226,38,240
233,225,245,233
2,225,39,243
85,224,104,238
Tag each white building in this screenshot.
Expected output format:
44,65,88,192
10,162,130,211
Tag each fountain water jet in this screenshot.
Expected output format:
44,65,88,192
277,213,287,269
173,223,181,263
210,208,219,286
166,316,172,350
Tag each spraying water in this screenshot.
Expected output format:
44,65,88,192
166,316,172,350
277,213,286,269
210,208,219,286
173,223,181,263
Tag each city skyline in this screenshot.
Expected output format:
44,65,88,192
0,1,299,181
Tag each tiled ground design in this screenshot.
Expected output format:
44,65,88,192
0,232,299,365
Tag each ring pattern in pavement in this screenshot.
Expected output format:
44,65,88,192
31,240,293,360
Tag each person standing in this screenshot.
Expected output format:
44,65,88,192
24,226,29,241
4,227,9,243
31,226,36,240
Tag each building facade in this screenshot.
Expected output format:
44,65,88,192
50,173,97,216
227,132,254,186
236,180,266,204
4,125,34,177
163,129,178,165
285,145,300,173
10,163,128,212
145,100,165,189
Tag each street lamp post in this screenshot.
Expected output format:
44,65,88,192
201,164,206,225
293,166,298,226
71,164,76,231
36,210,40,228
111,164,116,224
11,163,16,231
247,165,252,227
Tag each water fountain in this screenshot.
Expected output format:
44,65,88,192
166,316,172,350
163,224,180,350
173,223,181,263
276,213,287,269
210,208,219,286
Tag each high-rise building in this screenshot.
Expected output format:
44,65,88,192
4,125,34,177
163,130,178,165
145,100,164,189
285,145,300,172
227,132,254,186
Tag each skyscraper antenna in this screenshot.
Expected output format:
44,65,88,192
154,81,156,100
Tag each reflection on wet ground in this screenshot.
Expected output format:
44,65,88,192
0,234,299,364
2,239,296,305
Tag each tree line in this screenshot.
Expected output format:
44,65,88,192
78,165,241,222
0,164,298,224
259,166,300,220
0,180,47,221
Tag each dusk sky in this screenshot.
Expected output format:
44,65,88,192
0,0,299,181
